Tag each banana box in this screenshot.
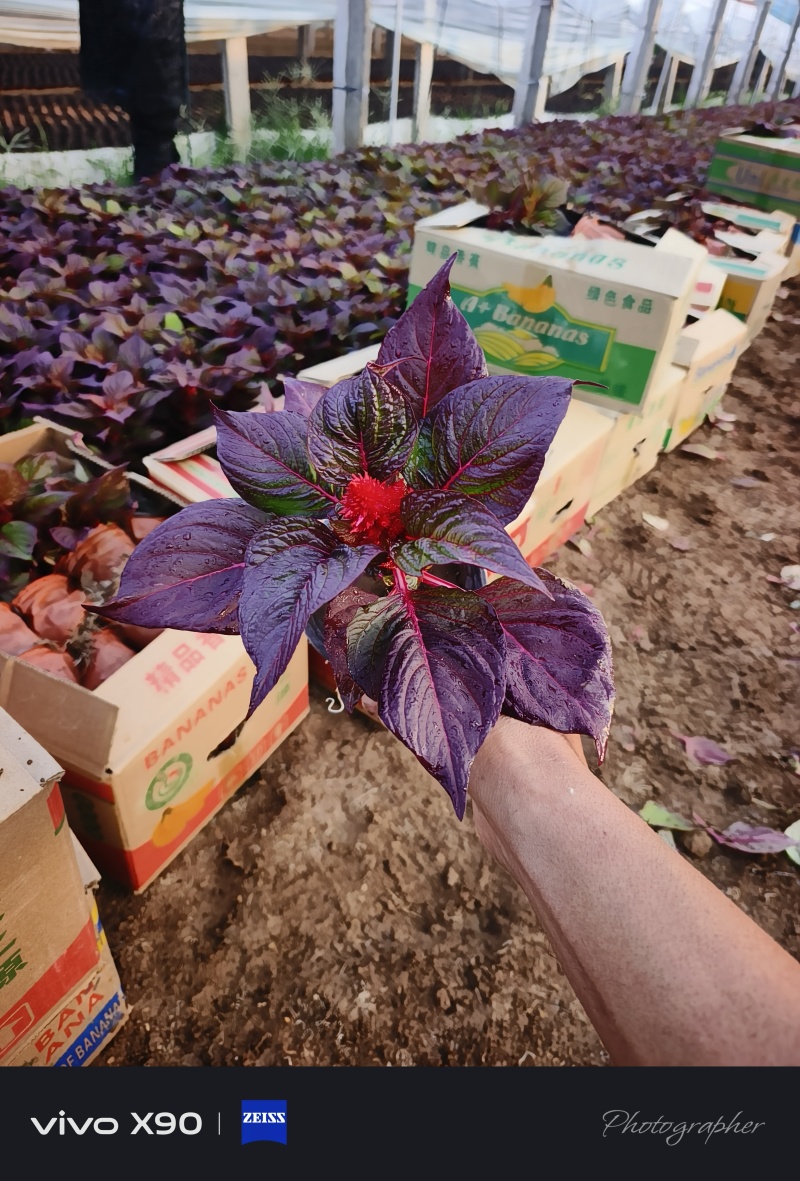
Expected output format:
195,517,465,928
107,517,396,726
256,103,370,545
663,382,728,453
3,834,128,1067
0,424,310,892
502,399,613,569
588,364,685,516
409,203,707,415
706,126,800,219
0,709,103,1065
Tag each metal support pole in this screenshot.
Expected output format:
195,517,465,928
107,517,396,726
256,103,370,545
513,0,554,125
754,53,771,98
728,0,772,104
388,0,404,144
298,24,318,65
619,0,663,114
413,41,435,141
603,56,623,106
684,0,729,108
651,51,678,112
767,3,800,98
222,36,251,158
332,0,372,153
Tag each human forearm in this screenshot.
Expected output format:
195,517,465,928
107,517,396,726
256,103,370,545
470,719,800,1066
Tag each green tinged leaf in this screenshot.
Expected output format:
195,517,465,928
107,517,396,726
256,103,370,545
639,801,694,831
0,521,38,560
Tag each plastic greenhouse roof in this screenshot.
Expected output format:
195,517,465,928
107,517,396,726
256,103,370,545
0,1,797,95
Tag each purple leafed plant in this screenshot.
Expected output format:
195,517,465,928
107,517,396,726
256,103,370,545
94,258,614,818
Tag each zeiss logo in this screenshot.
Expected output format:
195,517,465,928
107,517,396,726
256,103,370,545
241,1100,287,1146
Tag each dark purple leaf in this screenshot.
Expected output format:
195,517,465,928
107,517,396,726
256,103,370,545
282,376,327,418
479,573,614,760
324,586,379,712
306,368,418,489
346,586,506,818
671,733,733,766
394,490,549,594
694,816,800,854
407,374,573,525
241,519,380,715
376,255,487,416
214,408,336,517
92,499,269,633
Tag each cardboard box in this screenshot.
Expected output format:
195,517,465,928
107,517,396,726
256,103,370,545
663,381,728,453
0,423,310,891
701,200,796,256
296,343,380,387
0,708,103,1064
706,126,800,219
588,364,685,516
672,309,747,385
5,941,127,1067
706,250,787,338
4,834,128,1067
503,399,613,568
144,429,235,503
409,203,707,415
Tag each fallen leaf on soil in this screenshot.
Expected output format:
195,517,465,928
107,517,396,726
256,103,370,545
785,820,800,867
713,421,735,433
639,800,694,830
669,536,693,551
759,533,776,541
780,565,800,591
712,409,737,423
670,732,733,765
681,443,721,460
642,512,669,531
656,829,678,849
730,476,763,488
616,723,637,751
568,536,593,558
693,815,800,854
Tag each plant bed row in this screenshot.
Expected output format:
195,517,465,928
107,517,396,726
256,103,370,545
1,100,798,468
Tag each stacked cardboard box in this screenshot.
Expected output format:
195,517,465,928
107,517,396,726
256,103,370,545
0,423,309,892
407,203,708,417
0,708,127,1067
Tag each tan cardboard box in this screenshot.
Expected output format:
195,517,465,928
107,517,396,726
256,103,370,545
588,364,685,516
0,708,101,1063
0,423,310,891
5,940,127,1067
408,203,707,416
5,835,128,1067
503,399,613,569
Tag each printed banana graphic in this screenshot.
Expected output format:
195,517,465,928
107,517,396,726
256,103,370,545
504,274,556,314
152,781,214,847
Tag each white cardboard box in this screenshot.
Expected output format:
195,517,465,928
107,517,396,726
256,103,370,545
503,399,614,568
588,364,685,516
408,204,707,416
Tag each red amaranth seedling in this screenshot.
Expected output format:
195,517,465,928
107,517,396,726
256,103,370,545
96,258,615,818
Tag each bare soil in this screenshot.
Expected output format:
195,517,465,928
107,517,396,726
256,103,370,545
96,283,800,1067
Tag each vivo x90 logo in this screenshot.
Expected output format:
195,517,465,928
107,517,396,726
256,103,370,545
241,1100,287,1145
31,1110,202,1136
